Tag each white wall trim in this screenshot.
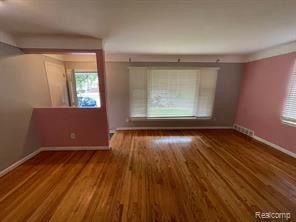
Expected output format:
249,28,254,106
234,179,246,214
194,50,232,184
2,31,295,63
105,42,296,64
105,53,247,63
0,146,111,178
109,129,116,134
1,30,295,63
253,136,296,158
1,131,294,179
246,41,296,62
115,126,233,131
0,149,42,177
39,146,110,151
233,124,296,158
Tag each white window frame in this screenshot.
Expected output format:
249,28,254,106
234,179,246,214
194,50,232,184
281,61,296,127
129,66,219,120
70,70,101,108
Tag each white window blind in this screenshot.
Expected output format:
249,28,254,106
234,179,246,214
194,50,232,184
282,62,296,124
129,67,218,118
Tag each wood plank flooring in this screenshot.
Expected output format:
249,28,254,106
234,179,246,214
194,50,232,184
0,130,295,221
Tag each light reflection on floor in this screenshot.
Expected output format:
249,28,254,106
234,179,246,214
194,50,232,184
152,136,193,144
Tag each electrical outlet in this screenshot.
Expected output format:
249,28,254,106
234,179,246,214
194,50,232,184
70,132,76,139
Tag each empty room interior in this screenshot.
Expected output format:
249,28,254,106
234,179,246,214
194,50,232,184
0,0,295,221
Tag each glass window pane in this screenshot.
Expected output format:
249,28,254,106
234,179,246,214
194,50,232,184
74,72,100,108
148,70,198,117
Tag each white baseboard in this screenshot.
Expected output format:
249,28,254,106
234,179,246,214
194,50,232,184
0,146,111,178
40,146,110,151
253,136,296,158
0,148,42,177
115,126,233,131
233,124,296,158
109,129,116,134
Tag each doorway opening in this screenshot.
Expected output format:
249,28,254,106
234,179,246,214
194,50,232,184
43,52,100,108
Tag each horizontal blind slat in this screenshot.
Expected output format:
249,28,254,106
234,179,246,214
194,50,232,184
129,67,218,118
282,67,296,122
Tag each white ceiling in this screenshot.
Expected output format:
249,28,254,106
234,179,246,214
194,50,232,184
0,0,296,55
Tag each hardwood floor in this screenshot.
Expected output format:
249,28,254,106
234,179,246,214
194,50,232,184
0,130,295,222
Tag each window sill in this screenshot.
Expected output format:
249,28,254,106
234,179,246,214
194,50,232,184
34,106,102,109
282,120,296,127
129,117,212,121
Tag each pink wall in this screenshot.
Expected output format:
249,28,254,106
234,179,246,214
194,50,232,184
235,52,296,153
28,49,109,148
34,108,109,147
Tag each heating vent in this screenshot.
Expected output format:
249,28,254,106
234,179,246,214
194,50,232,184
233,124,254,137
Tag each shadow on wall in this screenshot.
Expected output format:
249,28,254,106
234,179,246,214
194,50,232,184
0,108,41,172
22,110,41,157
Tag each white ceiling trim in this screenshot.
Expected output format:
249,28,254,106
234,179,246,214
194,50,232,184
0,32,295,63
105,53,247,63
246,41,296,62
106,41,296,63
1,0,296,56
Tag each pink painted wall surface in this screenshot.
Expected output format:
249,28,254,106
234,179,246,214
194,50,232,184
235,52,296,153
34,108,109,147
30,50,109,147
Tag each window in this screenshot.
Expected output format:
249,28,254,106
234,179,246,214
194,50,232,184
73,72,100,107
129,67,218,118
282,62,296,125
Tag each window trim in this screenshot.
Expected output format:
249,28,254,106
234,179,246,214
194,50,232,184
71,70,101,108
128,66,220,71
281,117,296,127
281,61,296,127
129,116,212,121
128,66,219,119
